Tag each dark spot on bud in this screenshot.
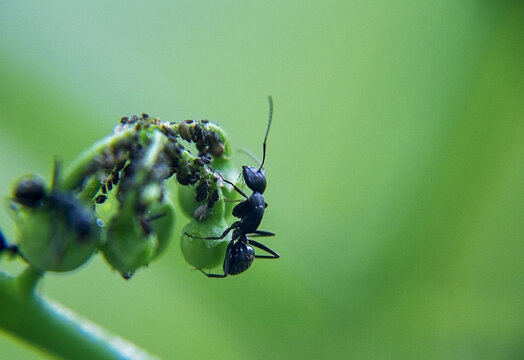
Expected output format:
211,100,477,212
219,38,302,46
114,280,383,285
13,176,47,207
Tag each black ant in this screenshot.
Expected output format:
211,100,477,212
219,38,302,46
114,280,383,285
185,96,279,278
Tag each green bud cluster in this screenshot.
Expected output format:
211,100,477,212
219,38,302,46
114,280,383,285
4,113,242,279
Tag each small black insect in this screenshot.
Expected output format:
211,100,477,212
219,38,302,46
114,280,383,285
185,96,279,277
95,194,108,204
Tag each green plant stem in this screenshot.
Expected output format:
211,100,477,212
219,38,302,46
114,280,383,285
0,269,159,360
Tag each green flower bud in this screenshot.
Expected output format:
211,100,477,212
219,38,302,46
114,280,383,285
101,196,175,279
177,184,207,220
150,197,176,258
180,199,229,270
10,175,100,272
176,164,241,221
102,213,157,279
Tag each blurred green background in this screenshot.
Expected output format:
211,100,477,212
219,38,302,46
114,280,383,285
1,1,524,359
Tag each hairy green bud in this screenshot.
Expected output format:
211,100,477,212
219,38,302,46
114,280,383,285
180,199,229,270
10,175,100,272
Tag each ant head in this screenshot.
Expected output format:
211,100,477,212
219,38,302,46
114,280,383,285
13,175,47,207
242,165,266,194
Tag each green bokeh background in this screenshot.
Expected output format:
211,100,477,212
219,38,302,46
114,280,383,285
1,1,523,359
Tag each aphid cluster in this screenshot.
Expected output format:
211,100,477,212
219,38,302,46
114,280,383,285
91,114,228,216
177,119,225,158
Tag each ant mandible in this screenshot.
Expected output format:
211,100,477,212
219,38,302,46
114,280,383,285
185,96,279,278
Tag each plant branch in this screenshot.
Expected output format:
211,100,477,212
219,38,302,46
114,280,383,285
0,270,159,360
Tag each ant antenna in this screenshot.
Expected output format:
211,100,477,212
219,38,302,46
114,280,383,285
237,147,261,167
259,95,273,171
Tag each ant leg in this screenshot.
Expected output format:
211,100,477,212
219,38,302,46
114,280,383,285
216,171,248,199
145,213,167,222
140,213,167,235
223,198,243,203
249,230,275,238
185,225,233,240
249,239,279,259
200,240,233,278
200,270,227,278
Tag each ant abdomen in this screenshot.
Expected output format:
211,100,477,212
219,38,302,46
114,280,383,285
227,241,255,275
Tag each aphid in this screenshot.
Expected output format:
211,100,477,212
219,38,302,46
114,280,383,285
111,171,120,186
193,158,205,167
193,123,204,142
193,204,211,221
95,195,108,204
139,213,166,236
200,156,212,165
195,179,210,202
185,96,279,277
205,189,220,209
178,120,193,142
